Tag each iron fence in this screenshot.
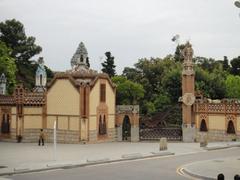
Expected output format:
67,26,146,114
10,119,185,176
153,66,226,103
139,128,182,141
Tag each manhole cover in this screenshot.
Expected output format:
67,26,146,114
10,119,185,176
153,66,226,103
0,166,7,169
213,160,224,163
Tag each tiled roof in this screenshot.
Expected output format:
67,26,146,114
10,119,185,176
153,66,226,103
0,95,15,105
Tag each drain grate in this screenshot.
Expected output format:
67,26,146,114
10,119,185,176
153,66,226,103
0,166,7,169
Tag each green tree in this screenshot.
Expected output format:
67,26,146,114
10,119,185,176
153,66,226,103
0,19,42,63
230,56,240,75
102,51,116,77
222,56,230,71
0,19,53,90
0,41,16,93
112,76,144,105
225,75,240,98
174,44,185,62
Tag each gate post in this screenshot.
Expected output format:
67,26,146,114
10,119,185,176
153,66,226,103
117,124,122,141
116,105,139,142
131,125,139,142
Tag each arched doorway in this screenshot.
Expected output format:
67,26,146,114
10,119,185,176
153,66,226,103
122,115,131,141
227,120,235,134
200,119,208,132
1,114,10,134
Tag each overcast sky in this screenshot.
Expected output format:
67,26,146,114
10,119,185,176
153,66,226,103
0,0,239,74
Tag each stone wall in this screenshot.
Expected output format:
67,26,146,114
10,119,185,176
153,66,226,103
196,130,240,142
45,129,79,144
21,129,79,143
89,130,97,142
22,129,40,142
89,128,116,143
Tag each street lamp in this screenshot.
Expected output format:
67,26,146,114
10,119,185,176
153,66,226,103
235,0,240,8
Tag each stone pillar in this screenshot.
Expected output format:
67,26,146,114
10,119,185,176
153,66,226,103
131,125,139,142
117,125,122,141
182,124,196,142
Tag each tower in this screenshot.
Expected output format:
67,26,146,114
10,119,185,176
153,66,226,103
181,42,196,142
0,73,7,95
71,42,89,71
35,57,47,92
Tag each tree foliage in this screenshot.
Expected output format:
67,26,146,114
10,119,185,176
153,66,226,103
0,41,16,93
0,19,53,90
230,56,240,75
112,76,144,105
225,75,240,98
0,19,42,63
102,51,116,77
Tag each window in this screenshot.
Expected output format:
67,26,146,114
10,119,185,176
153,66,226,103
80,55,83,62
100,84,106,102
98,115,107,135
200,119,208,132
227,120,235,134
40,74,43,86
83,88,86,116
103,115,107,134
1,114,10,134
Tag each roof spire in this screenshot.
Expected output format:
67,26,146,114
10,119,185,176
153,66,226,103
71,42,89,70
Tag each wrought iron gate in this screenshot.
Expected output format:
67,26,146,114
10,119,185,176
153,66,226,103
139,127,182,141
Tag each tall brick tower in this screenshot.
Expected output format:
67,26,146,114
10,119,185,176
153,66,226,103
181,41,196,142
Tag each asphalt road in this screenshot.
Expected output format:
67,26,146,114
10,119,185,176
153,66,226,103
6,147,240,180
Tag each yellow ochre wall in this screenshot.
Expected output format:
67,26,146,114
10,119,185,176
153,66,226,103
24,116,42,129
89,80,100,131
58,116,68,130
69,117,79,131
208,115,225,130
105,81,115,129
237,116,240,131
89,79,116,131
47,79,80,116
23,107,43,129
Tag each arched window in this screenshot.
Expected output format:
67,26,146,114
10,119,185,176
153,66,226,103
99,115,107,135
227,120,235,134
1,114,10,134
80,55,84,62
103,115,107,135
40,74,43,86
200,119,208,132
99,115,102,135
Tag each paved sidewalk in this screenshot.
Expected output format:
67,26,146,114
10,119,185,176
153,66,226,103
182,155,240,180
0,141,239,177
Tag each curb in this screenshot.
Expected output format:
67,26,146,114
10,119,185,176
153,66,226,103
182,167,215,180
0,151,174,176
205,143,240,151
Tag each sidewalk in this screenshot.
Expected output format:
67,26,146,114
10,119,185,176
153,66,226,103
182,156,240,180
0,141,239,176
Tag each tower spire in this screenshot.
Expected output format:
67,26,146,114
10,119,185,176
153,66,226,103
71,42,89,70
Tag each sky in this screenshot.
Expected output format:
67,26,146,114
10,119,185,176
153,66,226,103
0,0,240,74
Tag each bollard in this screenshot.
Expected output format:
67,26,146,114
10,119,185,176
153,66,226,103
200,134,208,147
159,137,167,151
217,173,224,180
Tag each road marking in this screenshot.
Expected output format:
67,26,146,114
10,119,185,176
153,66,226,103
176,167,201,180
